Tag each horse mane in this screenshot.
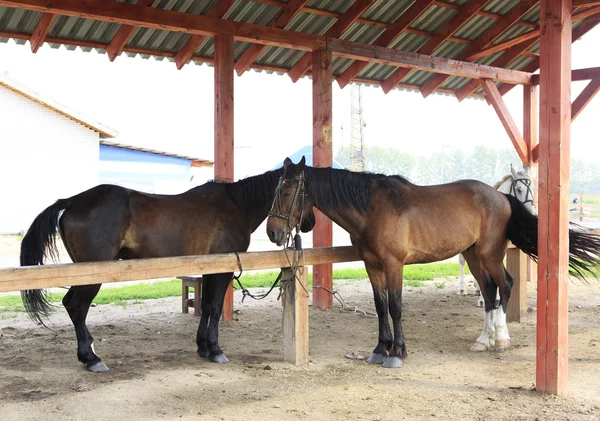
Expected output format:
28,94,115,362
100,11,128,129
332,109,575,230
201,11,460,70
493,174,512,190
223,168,284,212
306,167,411,215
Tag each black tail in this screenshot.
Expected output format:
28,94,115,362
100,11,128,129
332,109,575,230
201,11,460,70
504,194,600,281
20,198,70,325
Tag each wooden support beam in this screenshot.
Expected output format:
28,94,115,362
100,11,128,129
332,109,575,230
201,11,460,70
336,0,436,89
456,38,538,101
174,0,236,70
282,261,309,365
419,0,538,98
312,49,333,310
523,83,539,287
381,0,489,94
573,0,600,5
235,0,309,76
106,0,155,62
0,0,326,51
467,30,539,62
214,34,235,321
536,0,572,396
328,38,533,86
288,0,375,83
29,13,55,53
0,247,360,293
572,78,600,122
532,66,600,85
506,247,529,323
480,79,528,163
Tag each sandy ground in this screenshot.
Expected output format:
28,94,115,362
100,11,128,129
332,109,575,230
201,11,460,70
1,276,600,421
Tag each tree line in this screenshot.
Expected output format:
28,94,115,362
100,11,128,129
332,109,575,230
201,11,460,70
335,145,600,194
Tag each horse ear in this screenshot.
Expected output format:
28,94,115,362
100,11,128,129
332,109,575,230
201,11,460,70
283,157,292,168
511,164,519,178
298,156,306,169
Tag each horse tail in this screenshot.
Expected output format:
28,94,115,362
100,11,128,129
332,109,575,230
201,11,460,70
504,194,600,282
20,198,71,325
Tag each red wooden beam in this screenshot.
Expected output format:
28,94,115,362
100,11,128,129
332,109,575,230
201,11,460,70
381,0,489,94
336,0,437,89
536,0,572,396
573,0,600,6
456,38,539,101
29,13,55,53
480,79,528,163
214,34,235,321
532,66,600,84
524,84,539,165
327,38,533,85
420,0,538,98
572,78,600,121
235,0,309,76
312,49,333,310
288,0,375,83
106,0,155,62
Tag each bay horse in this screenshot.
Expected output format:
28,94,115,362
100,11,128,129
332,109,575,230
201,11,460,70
19,168,315,372
266,157,600,368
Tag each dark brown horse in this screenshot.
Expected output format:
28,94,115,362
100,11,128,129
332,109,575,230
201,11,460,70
266,157,600,368
20,168,315,372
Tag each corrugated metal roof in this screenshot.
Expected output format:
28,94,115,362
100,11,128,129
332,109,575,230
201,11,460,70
0,1,597,99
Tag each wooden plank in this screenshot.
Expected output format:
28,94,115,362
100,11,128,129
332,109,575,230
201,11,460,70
536,0,572,396
532,66,600,85
456,38,538,101
105,0,155,61
506,247,529,323
329,38,533,86
234,0,309,76
312,49,333,310
467,30,539,62
480,79,528,163
282,263,309,365
381,0,489,94
419,0,538,98
288,0,374,83
0,247,361,293
0,0,326,51
174,0,236,70
524,84,539,284
572,78,600,122
336,0,437,89
30,12,55,53
214,34,235,321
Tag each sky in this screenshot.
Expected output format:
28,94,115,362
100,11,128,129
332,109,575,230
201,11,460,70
0,26,598,180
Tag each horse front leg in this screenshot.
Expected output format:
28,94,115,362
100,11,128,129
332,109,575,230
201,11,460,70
457,253,468,296
203,273,233,363
383,261,406,368
364,264,392,365
62,284,107,372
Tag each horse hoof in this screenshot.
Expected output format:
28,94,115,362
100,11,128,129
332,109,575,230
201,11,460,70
476,301,484,308
470,342,489,352
494,339,511,351
383,357,403,368
367,353,386,365
86,361,109,373
198,349,210,358
456,289,467,296
211,353,229,364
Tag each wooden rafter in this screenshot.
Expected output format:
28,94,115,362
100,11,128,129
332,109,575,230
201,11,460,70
571,78,600,122
174,0,236,70
336,0,437,89
328,38,532,85
287,0,375,83
455,38,538,101
419,0,538,98
380,0,489,94
532,66,600,84
235,0,309,77
479,79,528,163
106,0,155,62
29,13,55,53
573,0,600,6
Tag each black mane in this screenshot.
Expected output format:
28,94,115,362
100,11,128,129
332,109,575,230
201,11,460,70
296,166,410,215
224,168,284,212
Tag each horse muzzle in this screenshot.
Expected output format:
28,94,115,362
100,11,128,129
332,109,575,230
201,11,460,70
267,228,286,246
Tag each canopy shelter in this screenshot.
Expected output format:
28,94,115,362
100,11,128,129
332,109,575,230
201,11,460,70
1,0,599,395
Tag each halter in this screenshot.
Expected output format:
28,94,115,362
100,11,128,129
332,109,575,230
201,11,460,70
509,176,535,208
268,171,306,233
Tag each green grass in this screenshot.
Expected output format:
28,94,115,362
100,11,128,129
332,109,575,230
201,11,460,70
0,262,469,312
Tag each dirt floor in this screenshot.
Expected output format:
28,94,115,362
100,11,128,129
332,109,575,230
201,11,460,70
1,276,600,421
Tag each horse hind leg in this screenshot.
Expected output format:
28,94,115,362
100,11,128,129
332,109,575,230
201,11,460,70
456,254,468,296
364,264,392,365
480,260,513,352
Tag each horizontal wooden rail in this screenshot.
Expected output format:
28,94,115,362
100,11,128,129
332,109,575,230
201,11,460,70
0,246,360,293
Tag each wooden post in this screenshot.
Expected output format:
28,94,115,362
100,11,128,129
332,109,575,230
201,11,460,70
214,34,235,321
524,84,539,285
312,49,333,310
506,247,528,322
536,0,572,395
282,259,309,365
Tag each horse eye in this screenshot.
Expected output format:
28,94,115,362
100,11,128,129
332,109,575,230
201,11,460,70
283,192,291,198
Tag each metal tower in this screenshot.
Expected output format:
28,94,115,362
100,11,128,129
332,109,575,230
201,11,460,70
349,83,367,172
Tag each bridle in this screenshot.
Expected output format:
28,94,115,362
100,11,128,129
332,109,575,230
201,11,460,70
509,175,535,209
268,171,307,234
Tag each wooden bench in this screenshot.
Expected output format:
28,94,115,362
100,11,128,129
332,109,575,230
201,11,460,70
178,276,202,316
